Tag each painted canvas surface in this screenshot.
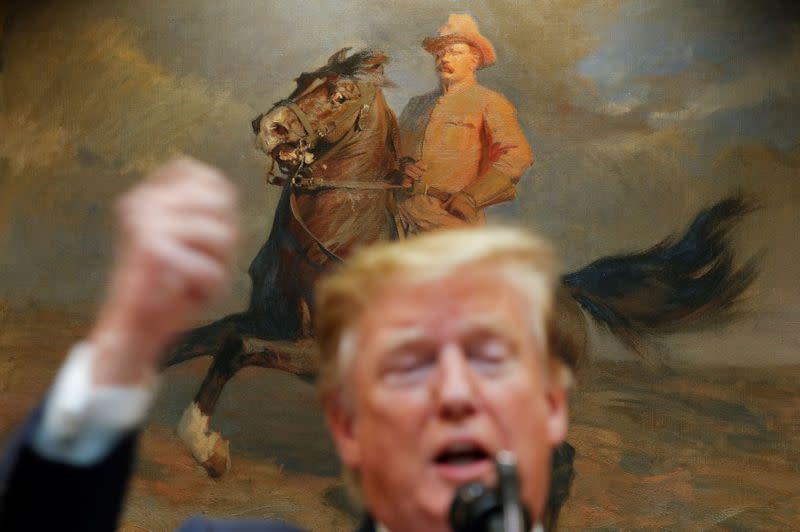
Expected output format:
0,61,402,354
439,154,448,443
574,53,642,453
1,1,798,529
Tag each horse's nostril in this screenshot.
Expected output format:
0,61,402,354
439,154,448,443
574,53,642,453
271,123,289,136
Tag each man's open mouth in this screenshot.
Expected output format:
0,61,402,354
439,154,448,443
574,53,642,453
434,441,490,466
433,440,494,483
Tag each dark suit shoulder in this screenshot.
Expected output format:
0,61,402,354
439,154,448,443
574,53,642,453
178,515,378,531
179,516,307,532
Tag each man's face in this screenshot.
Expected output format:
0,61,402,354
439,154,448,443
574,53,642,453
326,266,568,532
435,42,479,84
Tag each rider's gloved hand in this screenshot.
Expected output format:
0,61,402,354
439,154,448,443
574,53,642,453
394,156,427,188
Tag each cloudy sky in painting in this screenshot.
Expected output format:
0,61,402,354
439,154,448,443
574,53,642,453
1,0,798,363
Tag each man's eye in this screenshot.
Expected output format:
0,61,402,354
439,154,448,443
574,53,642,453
468,338,513,371
382,352,435,385
332,92,347,104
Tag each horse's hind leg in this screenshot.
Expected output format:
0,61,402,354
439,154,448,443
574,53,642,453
177,335,243,477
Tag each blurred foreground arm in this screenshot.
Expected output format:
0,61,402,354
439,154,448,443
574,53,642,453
0,158,239,530
92,157,240,387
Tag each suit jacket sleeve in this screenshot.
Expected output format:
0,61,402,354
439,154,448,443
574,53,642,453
0,405,139,531
179,516,313,531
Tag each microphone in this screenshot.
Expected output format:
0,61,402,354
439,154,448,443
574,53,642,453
449,451,531,532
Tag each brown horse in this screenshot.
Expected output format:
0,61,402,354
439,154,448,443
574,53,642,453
164,48,757,529
166,48,404,475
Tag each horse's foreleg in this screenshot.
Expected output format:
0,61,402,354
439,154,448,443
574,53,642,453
177,336,243,477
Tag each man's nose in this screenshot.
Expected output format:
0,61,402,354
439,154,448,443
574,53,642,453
433,344,477,421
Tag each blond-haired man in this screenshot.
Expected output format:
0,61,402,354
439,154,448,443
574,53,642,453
397,14,534,234
315,227,571,531
1,161,570,532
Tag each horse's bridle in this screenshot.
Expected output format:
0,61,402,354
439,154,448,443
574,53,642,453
266,80,376,158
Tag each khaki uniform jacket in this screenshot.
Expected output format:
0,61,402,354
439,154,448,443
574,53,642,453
397,83,533,234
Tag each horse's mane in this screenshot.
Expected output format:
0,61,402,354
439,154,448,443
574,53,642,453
252,49,392,134
289,48,392,99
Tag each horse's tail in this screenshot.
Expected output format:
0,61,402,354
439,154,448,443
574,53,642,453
163,312,255,368
562,194,759,352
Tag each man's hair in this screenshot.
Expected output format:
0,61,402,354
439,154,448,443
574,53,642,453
314,225,566,407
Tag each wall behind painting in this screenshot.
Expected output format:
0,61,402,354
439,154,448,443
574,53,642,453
1,0,798,365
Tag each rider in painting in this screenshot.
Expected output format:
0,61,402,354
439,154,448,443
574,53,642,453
396,14,533,234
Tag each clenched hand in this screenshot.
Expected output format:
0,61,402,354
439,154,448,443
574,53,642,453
89,158,239,387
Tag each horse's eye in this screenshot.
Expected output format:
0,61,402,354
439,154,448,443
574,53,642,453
332,92,347,104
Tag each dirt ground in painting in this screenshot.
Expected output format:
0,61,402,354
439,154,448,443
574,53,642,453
1,307,798,530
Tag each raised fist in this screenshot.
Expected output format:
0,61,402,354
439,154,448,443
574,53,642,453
89,158,239,387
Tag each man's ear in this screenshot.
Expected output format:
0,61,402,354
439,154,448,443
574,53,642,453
324,397,362,469
545,383,569,447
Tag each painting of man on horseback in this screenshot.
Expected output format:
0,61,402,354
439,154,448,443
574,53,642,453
163,41,757,527
5,2,800,529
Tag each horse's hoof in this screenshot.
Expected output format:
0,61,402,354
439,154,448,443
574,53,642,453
201,437,231,478
177,401,232,477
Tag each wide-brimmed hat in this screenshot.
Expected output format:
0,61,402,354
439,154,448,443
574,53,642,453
422,14,496,69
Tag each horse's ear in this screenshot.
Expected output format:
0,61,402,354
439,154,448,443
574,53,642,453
327,47,352,66
359,51,393,86
362,51,388,69
251,113,264,134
